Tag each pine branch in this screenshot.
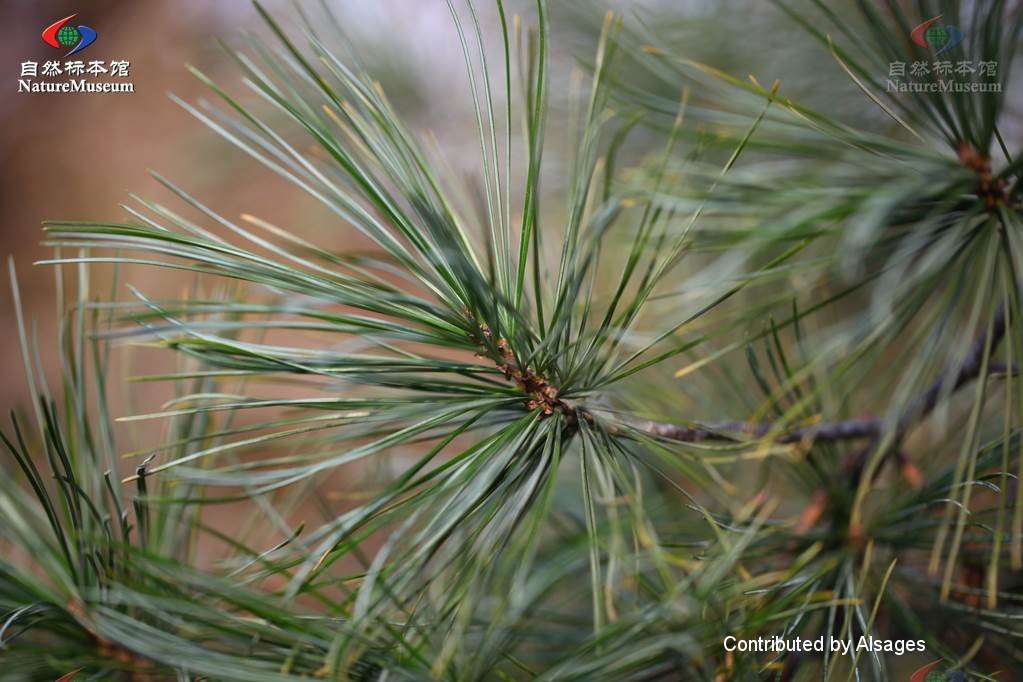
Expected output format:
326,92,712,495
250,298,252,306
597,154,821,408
3,2,1019,678
612,308,1011,445
631,415,883,443
899,305,1008,431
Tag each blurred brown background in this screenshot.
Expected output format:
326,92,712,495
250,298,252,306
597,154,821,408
0,0,488,421
1,1,236,417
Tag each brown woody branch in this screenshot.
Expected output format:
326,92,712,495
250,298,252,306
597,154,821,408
612,307,1010,446
469,306,1011,449
469,317,567,417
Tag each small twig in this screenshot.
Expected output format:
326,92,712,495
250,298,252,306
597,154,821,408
612,307,1010,446
468,315,570,418
620,416,882,444
958,144,1008,209
898,306,1007,431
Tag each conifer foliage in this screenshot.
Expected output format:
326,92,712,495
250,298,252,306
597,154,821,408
2,1,1021,679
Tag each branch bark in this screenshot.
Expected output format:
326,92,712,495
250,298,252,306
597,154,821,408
613,307,1010,446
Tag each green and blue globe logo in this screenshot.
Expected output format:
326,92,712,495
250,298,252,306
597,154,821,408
41,14,98,57
56,24,81,47
910,15,964,55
